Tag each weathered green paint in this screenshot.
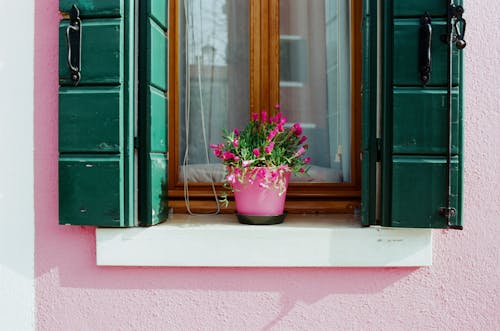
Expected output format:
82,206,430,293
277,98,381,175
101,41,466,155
147,154,169,224
393,19,460,86
59,19,123,85
59,87,122,153
58,0,135,227
389,156,459,228
60,0,123,17
148,86,168,152
393,87,459,154
59,156,124,226
138,0,169,226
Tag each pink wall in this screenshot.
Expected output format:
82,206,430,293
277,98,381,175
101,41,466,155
35,0,499,329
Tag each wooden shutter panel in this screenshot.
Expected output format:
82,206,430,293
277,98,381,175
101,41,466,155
364,0,464,228
58,0,135,227
138,0,169,226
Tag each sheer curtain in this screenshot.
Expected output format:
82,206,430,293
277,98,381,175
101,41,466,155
179,0,351,184
178,0,249,184
280,0,351,182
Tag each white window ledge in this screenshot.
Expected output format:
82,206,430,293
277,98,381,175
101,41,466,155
96,214,432,267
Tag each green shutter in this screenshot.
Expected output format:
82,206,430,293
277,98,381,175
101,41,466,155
138,0,169,226
58,0,135,227
362,0,464,228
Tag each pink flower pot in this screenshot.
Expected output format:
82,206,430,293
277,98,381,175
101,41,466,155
231,167,291,216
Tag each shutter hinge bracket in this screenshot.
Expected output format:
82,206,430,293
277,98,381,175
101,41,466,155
439,207,463,230
438,206,456,218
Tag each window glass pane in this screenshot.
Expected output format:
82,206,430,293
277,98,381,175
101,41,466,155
178,0,249,183
280,0,351,183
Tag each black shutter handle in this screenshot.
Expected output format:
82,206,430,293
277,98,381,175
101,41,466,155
65,4,82,86
419,12,432,86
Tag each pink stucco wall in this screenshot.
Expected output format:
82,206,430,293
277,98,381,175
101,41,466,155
35,0,499,330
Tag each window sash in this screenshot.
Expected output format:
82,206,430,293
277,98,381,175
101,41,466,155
168,0,362,213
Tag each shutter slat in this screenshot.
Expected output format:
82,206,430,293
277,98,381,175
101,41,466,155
59,156,123,226
391,156,459,228
393,19,460,86
60,0,123,17
59,87,122,153
148,19,168,91
149,0,168,30
59,19,123,86
148,86,168,152
393,87,460,154
394,0,463,17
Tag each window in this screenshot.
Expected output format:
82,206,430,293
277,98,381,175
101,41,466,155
168,0,363,213
58,0,465,229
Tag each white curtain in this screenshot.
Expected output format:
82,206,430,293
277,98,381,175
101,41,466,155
178,0,249,182
179,0,351,184
280,0,351,182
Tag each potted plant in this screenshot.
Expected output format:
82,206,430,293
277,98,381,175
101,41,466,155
210,105,311,224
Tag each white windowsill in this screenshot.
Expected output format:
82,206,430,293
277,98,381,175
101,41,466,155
96,214,432,267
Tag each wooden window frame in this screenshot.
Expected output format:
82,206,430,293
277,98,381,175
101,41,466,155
167,0,362,213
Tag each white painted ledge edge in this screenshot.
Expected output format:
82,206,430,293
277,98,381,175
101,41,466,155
96,214,432,267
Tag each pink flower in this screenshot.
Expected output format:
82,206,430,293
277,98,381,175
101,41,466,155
223,151,235,160
299,167,305,173
261,111,267,123
274,103,280,110
252,112,259,121
292,123,303,136
209,144,218,149
257,168,266,179
294,147,305,157
213,149,222,157
253,148,260,157
299,135,307,144
232,138,239,148
234,167,241,175
271,112,282,124
277,117,287,132
270,170,279,181
267,128,278,141
234,156,240,161
265,142,275,154
234,128,240,136
303,157,311,164
242,160,251,167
